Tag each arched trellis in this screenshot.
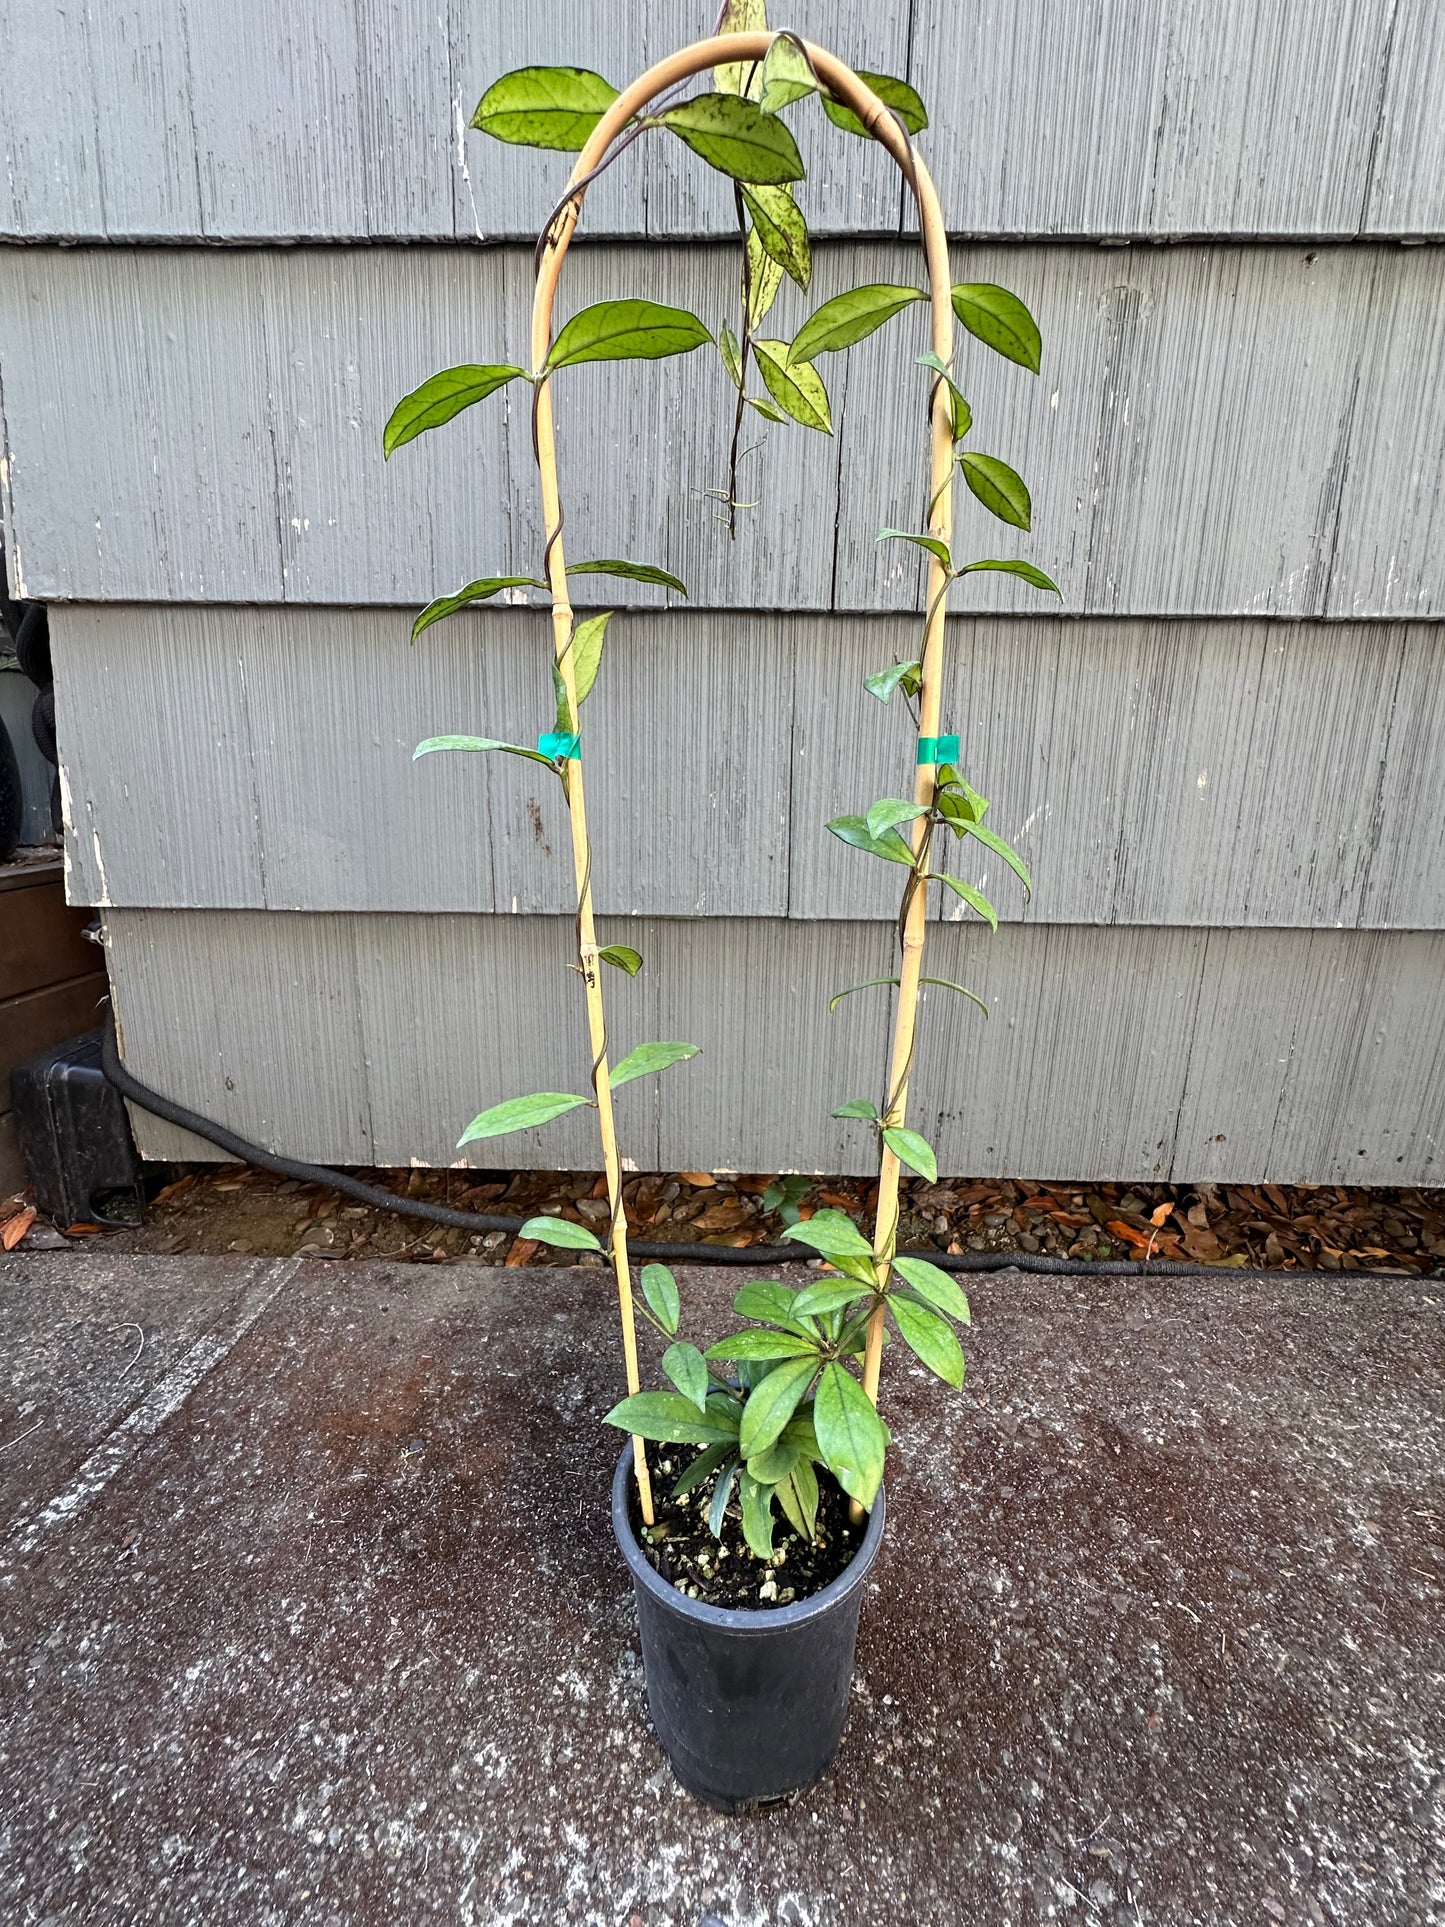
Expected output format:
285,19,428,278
530,35,963,1521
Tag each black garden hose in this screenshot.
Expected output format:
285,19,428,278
98,1013,1427,1281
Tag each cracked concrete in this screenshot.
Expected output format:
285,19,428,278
0,1253,1440,1925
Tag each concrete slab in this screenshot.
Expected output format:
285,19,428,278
0,1253,1440,1926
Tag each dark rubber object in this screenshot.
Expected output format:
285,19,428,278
96,1015,1425,1283
0,715,21,860
14,603,52,688
31,684,56,763
611,1446,886,1812
11,1029,144,1226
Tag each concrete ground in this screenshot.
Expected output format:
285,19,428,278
0,1253,1440,1927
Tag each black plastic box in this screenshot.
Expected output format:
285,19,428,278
10,1029,142,1225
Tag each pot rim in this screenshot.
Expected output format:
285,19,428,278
611,1444,886,1636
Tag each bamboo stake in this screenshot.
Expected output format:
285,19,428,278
529,34,957,1525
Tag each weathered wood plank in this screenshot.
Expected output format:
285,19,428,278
103,908,1445,1184
3,1,1440,240
53,605,1445,931
4,243,1440,619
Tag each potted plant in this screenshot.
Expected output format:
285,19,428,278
387,9,1055,1812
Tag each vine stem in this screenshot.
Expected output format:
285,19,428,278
533,33,956,1526
726,180,753,538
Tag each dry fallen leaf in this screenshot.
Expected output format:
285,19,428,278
677,1171,715,1188
1150,1202,1174,1227
1106,1219,1153,1251
2,1207,37,1251
504,1237,539,1268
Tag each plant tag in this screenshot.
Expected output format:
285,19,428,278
917,734,959,765
537,730,581,761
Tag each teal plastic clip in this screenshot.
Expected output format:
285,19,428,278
917,733,959,765
537,731,581,762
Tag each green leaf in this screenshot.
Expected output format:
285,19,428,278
663,1341,710,1414
877,527,953,572
959,452,1032,531
707,1455,742,1537
383,365,527,458
753,339,832,433
759,35,816,113
828,977,899,1014
546,299,711,371
955,557,1059,594
598,944,643,977
671,1440,734,1499
863,660,922,704
719,324,744,390
551,661,573,737
742,185,811,291
951,283,1042,374
866,796,927,841
519,1213,602,1251
790,1279,870,1318
603,1392,738,1446
882,1125,937,1184
747,1439,800,1486
892,1255,972,1324
916,350,972,440
788,284,925,363
821,71,928,139
739,1357,817,1459
832,1097,880,1119
789,1456,820,1538
746,225,785,330
714,0,769,97
813,1362,888,1508
920,976,989,1018
747,395,787,424
564,610,611,706
413,734,559,771
738,1470,776,1559
660,94,805,184
640,1262,680,1336
965,822,1033,896
609,1040,699,1089
457,1091,589,1145
704,1330,820,1363
568,558,689,596
471,67,619,151
781,1212,874,1261
732,1280,818,1336
774,1466,809,1538
827,814,916,866
889,1293,965,1388
409,576,539,641
934,873,999,929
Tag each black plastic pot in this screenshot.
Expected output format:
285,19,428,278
611,1446,886,1812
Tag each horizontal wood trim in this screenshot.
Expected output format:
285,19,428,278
0,875,104,1002
0,974,110,1087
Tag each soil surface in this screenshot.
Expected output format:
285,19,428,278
634,1441,858,1610
5,1162,1443,1277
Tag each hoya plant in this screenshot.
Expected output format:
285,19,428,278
388,8,1054,1558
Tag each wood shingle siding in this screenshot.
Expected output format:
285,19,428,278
3,1,1441,241
1,3,1440,1183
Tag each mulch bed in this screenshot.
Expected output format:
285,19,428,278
5,1167,1442,1275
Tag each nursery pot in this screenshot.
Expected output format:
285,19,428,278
611,1447,887,1813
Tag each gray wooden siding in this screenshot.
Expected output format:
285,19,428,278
3,1,1441,241
4,242,1442,620
105,908,1445,1185
54,605,1445,932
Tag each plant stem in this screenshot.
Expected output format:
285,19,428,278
726,182,753,539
